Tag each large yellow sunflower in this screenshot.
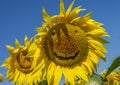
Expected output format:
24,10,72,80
32,0,109,85
2,36,43,85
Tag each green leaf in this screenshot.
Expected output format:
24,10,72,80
119,82,120,85
105,56,120,77
38,80,48,85
75,74,102,85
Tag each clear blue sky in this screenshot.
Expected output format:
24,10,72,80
0,0,120,85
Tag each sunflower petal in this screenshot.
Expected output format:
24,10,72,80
6,45,15,54
32,59,44,75
92,49,106,61
88,50,99,65
83,61,93,75
60,0,65,16
63,67,75,85
68,6,83,22
65,0,75,18
42,8,52,26
47,62,56,85
87,19,104,27
32,48,41,68
15,39,21,48
53,65,62,85
24,35,28,43
88,36,109,44
88,39,107,52
13,70,20,83
36,28,47,36
74,66,88,81
83,12,92,21
87,29,109,37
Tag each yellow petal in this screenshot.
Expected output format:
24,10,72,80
47,62,56,85
83,61,93,75
62,67,75,85
24,35,31,47
92,49,106,61
17,72,25,85
32,48,41,68
73,66,88,82
67,6,81,22
13,70,20,83
53,65,62,85
88,36,109,44
6,45,15,54
88,50,99,65
24,35,28,44
36,27,47,35
83,12,92,21
88,39,107,52
12,48,19,54
28,43,37,52
42,8,52,26
38,32,47,36
15,39,21,48
87,19,104,27
60,0,65,16
65,0,74,18
32,59,45,75
87,29,109,37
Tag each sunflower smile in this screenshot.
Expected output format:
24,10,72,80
54,51,80,60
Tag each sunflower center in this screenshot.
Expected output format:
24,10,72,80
44,24,88,66
54,36,79,59
16,50,33,73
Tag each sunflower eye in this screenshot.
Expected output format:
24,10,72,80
75,30,78,33
52,32,55,35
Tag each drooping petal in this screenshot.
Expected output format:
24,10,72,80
62,67,75,85
92,49,106,61
47,62,56,85
82,61,93,75
73,66,88,82
53,65,62,85
88,50,99,65
88,39,107,52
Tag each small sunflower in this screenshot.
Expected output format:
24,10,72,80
0,73,3,82
102,70,120,85
33,0,109,85
2,36,43,85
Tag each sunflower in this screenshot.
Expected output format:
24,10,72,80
33,0,109,85
2,36,43,85
102,70,120,85
0,73,3,82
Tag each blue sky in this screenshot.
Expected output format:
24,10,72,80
0,0,120,85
